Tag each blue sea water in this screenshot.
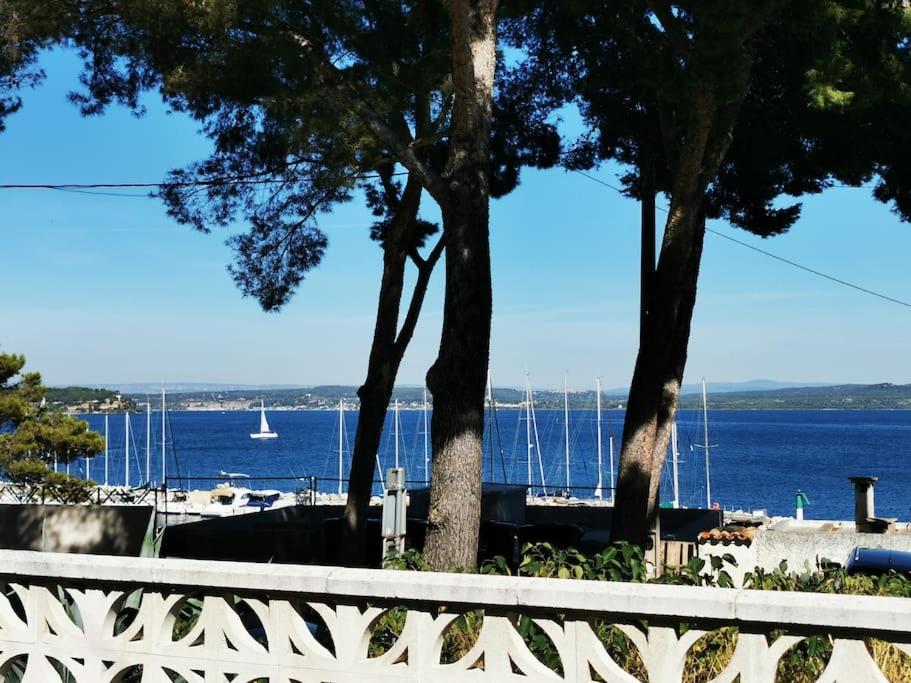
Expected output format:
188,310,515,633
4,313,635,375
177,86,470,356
79,409,911,521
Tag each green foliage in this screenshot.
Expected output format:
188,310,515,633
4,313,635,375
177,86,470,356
508,0,911,234
0,352,102,486
439,611,484,666
382,548,431,572
367,606,408,659
510,541,650,583
654,553,738,588
45,386,127,409
744,559,911,597
0,2,51,132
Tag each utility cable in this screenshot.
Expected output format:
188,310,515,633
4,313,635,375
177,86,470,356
0,170,408,192
574,170,911,310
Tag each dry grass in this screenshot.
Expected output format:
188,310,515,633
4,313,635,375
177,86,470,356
869,639,911,682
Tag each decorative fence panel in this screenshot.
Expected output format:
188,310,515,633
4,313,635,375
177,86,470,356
0,550,909,682
0,483,159,506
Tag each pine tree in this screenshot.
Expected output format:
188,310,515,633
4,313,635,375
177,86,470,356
508,0,911,545
0,352,104,484
49,0,557,567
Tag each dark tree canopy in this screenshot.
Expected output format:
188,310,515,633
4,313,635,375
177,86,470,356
0,2,55,131
506,0,911,234
47,0,557,310
504,0,911,545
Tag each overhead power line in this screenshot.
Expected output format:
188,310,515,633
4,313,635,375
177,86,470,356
0,170,407,193
704,230,911,309
574,170,911,310
2,167,908,308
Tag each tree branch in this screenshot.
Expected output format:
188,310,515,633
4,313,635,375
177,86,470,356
394,233,446,358
271,21,447,201
644,1,693,58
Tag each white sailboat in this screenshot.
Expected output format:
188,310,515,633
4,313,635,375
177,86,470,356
250,401,278,440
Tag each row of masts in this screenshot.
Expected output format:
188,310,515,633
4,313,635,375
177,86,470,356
664,378,714,510
338,372,711,508
60,386,170,488
332,376,714,508
71,379,710,505
523,374,615,501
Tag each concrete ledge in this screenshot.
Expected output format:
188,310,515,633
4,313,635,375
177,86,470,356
1,549,910,639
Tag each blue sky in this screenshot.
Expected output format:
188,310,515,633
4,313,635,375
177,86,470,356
2,49,910,389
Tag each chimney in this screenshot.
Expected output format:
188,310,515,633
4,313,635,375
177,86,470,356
849,476,894,534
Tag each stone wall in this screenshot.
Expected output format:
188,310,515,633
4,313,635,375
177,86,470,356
699,521,911,584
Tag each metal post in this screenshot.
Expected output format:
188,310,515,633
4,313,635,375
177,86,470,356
382,467,407,561
796,489,808,521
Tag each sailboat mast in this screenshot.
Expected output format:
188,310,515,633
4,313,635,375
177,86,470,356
525,374,533,492
124,412,130,487
609,434,615,505
702,378,711,508
338,399,344,496
529,383,547,496
161,385,166,488
104,414,109,486
422,387,429,483
595,378,603,500
672,421,680,509
394,399,400,468
563,375,570,493
485,371,493,481
145,399,151,485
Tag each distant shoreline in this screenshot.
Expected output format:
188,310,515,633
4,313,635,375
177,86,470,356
56,381,911,413
71,406,911,414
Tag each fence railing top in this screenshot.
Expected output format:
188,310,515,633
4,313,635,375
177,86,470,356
1,549,909,639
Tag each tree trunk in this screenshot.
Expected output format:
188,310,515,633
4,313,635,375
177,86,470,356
339,178,434,566
611,80,738,547
338,251,405,565
611,201,707,547
422,0,497,571
639,147,656,349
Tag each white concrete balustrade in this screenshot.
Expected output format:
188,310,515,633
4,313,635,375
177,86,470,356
0,549,909,682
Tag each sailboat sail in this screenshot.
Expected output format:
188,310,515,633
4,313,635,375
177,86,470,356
251,400,278,439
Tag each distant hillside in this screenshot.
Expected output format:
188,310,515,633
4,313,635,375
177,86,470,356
47,387,136,412
677,383,911,410
131,382,911,411
679,379,834,394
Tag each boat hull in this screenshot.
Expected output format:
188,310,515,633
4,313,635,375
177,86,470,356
250,432,278,440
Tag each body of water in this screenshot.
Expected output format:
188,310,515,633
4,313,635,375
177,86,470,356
79,409,911,521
